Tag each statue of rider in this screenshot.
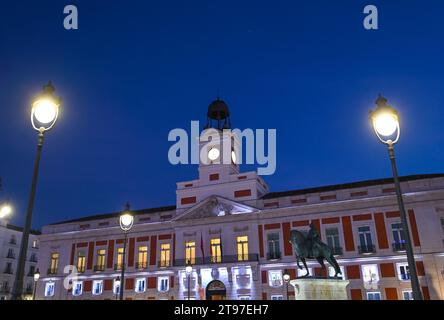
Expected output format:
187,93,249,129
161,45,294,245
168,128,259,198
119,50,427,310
307,222,322,257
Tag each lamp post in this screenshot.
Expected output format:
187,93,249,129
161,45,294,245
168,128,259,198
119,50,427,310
185,262,192,300
369,95,423,300
283,270,290,300
0,202,13,219
119,203,134,300
12,82,62,300
33,268,40,300
114,276,121,300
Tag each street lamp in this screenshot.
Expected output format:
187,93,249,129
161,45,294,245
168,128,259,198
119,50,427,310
185,262,192,300
283,270,290,300
12,82,62,300
369,95,423,300
119,202,134,300
0,202,12,219
33,268,40,300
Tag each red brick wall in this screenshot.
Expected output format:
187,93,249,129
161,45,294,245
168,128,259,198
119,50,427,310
346,265,361,279
374,212,389,249
380,263,396,278
258,225,264,258
341,216,355,251
350,289,362,300
282,222,292,256
128,238,135,267
87,242,95,270
150,235,157,266
385,288,398,300
125,278,134,290
408,209,421,246
107,240,114,269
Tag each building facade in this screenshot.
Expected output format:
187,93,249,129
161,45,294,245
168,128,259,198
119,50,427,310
0,220,40,300
36,100,444,300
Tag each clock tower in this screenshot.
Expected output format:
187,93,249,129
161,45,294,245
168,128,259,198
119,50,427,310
176,98,268,210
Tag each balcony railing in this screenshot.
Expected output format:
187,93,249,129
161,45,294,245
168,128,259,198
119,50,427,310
6,253,15,259
93,265,105,272
358,244,376,255
0,286,10,294
266,252,282,261
3,268,13,274
136,262,148,269
173,254,259,267
30,256,38,263
392,242,406,252
114,263,124,271
330,247,343,256
399,273,410,281
77,266,86,273
158,261,171,268
47,268,58,275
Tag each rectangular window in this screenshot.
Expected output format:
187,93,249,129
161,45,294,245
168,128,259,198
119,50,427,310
95,249,106,271
267,233,280,260
326,228,340,249
50,253,59,273
44,282,55,297
210,238,222,263
77,251,86,273
237,236,248,261
137,246,148,269
32,240,38,248
135,278,146,293
358,226,374,253
440,217,444,233
160,244,171,267
92,280,103,295
268,270,283,287
391,223,406,244
72,281,83,296
367,292,381,300
271,295,283,300
361,264,379,283
158,276,169,292
113,279,120,295
238,295,251,300
116,247,124,270
396,262,410,281
185,241,196,265
403,290,413,300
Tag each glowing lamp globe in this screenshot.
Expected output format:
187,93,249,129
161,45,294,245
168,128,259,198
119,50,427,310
119,213,134,231
370,95,400,144
0,203,12,219
34,269,41,282
283,273,290,283
185,265,192,274
31,82,61,132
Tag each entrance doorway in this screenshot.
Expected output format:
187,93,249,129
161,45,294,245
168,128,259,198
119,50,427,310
206,280,226,300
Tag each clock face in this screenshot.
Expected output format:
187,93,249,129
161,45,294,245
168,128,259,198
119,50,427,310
231,150,237,164
208,147,220,161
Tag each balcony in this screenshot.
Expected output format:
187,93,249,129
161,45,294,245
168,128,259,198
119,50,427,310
3,268,13,274
358,244,376,255
267,252,282,261
392,242,406,252
0,286,10,294
136,262,148,270
47,268,58,275
399,273,411,281
6,252,16,259
93,265,105,272
158,261,171,268
330,247,343,256
173,254,259,267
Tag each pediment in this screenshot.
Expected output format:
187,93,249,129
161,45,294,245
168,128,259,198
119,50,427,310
173,196,258,221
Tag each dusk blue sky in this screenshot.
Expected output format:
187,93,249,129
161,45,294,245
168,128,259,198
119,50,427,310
1,0,443,229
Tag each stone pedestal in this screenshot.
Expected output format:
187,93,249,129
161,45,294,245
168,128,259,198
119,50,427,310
289,278,350,300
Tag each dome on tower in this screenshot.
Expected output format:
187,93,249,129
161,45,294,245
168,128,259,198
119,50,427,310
205,98,231,130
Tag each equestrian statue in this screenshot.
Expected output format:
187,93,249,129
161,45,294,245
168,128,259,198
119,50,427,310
289,223,342,277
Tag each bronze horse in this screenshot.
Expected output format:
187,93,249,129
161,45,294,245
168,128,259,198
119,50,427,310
290,227,342,277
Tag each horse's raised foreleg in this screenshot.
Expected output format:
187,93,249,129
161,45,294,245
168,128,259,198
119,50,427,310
301,258,309,277
296,256,303,270
326,254,342,277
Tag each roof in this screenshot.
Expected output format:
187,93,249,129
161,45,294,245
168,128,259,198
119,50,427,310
49,205,176,225
6,224,41,235
48,173,444,226
262,174,444,199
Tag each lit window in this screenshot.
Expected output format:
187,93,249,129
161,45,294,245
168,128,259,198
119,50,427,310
297,267,312,277
49,253,59,274
361,264,379,283
185,241,196,265
238,295,251,300
137,246,148,269
268,270,283,287
116,247,124,270
210,238,222,263
44,282,55,297
160,243,171,267
135,278,146,293
402,290,413,300
113,279,120,295
77,251,86,273
237,236,248,261
396,263,410,281
72,281,83,296
158,276,169,292
32,240,38,248
328,266,345,279
271,295,283,300
92,280,103,295
95,249,106,271
366,291,381,300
